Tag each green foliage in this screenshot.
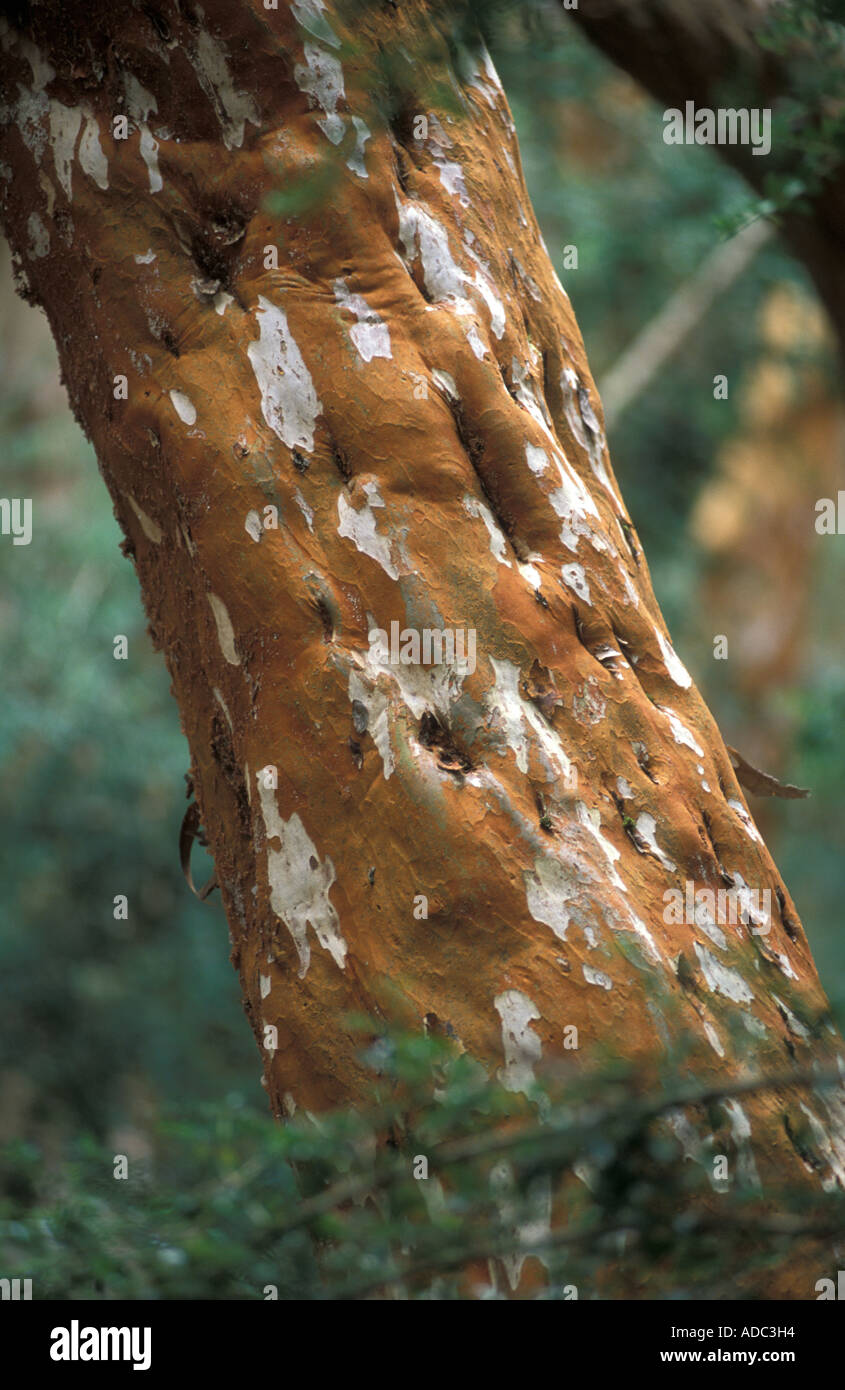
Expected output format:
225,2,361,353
2,1029,842,1300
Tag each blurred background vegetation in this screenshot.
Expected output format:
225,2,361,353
0,4,843,1295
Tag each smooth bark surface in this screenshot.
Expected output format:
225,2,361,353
1,1,843,1270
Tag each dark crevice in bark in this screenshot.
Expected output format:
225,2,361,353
391,141,413,195
701,809,732,888
331,441,352,483
418,710,473,773
633,740,658,785
618,516,640,566
141,5,172,42
158,322,180,357
612,789,644,853
314,594,335,643
497,358,519,402
447,395,529,563
775,885,801,943
783,1113,826,1175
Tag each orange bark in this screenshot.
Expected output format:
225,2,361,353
1,1,843,1277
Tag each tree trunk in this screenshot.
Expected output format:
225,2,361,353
1,0,843,1237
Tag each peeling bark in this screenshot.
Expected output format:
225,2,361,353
1,0,844,1285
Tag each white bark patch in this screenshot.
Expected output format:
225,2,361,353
657,705,704,757
694,902,727,951
622,572,641,611
561,367,617,499
355,621,470,723
169,389,196,426
423,114,470,206
12,33,55,91
214,290,234,315
26,211,48,258
207,593,240,666
576,802,626,892
435,158,469,204
294,489,314,531
78,110,108,189
346,115,371,178
494,990,542,1093
124,76,162,193
799,1102,845,1190
724,1100,761,1190
294,42,345,144
470,268,505,339
337,487,398,580
727,797,763,845
729,870,771,936
134,248,156,264
463,494,510,566
525,443,548,476
635,813,677,873
245,510,262,543
523,855,574,943
537,442,600,552
248,296,321,452
257,780,348,978
518,561,543,591
37,170,55,214
260,973,272,999
3,72,48,165
583,964,613,990
655,628,691,688
490,1162,551,1293
466,323,488,360
213,687,234,733
398,200,465,300
487,657,573,782
333,277,391,361
512,358,554,441
466,46,501,109
622,907,661,964
190,29,260,149
431,368,457,400
693,942,754,1004
348,670,393,779
397,198,505,338
47,100,81,201
771,994,810,1041
129,349,152,376
703,1022,725,1058
291,0,341,47
560,562,591,605
127,494,162,544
